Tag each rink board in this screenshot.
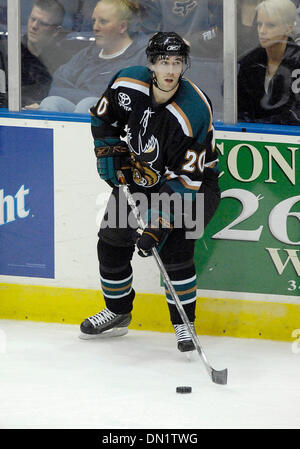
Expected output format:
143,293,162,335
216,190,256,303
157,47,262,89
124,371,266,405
0,115,299,341
0,283,300,341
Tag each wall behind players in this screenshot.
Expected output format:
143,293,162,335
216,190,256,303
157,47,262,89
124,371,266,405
0,116,299,305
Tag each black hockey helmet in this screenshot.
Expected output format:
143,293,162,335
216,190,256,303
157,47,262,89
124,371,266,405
146,32,190,65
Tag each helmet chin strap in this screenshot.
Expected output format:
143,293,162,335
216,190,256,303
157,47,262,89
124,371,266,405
152,73,180,93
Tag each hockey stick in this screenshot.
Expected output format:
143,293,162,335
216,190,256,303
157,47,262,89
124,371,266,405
117,171,228,385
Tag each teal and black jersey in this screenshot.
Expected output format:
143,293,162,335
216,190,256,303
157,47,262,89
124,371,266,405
90,65,218,197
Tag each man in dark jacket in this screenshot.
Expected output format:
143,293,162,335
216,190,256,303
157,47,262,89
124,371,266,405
0,0,66,108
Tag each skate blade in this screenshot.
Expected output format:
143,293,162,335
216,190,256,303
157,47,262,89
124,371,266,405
79,326,129,340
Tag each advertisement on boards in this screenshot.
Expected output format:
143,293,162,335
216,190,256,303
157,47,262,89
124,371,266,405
195,133,300,297
0,125,54,278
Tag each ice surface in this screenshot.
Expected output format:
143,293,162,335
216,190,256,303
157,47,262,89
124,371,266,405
0,319,299,429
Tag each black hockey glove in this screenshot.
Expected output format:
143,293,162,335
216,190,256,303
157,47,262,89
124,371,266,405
136,216,173,258
95,143,132,186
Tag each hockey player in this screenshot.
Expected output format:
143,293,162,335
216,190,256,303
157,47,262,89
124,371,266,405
80,32,221,352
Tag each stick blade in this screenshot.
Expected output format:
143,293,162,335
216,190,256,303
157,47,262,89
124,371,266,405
211,368,228,385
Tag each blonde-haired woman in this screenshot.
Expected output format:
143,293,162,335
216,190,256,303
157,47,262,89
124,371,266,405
238,0,300,124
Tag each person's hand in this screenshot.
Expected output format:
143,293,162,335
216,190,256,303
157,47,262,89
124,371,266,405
95,143,132,186
136,216,173,257
23,103,40,110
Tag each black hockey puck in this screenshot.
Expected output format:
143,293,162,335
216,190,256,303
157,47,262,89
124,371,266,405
176,386,192,394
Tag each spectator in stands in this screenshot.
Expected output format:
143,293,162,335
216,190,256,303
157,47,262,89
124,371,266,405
139,0,222,59
138,0,258,60
36,0,147,113
292,0,300,44
26,0,67,74
0,0,66,108
139,0,209,36
238,0,300,125
188,0,223,59
188,0,260,60
237,0,260,59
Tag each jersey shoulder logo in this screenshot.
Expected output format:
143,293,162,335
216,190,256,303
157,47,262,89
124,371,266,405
118,92,132,111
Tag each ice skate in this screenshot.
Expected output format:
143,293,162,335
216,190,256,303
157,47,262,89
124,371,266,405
79,308,132,340
173,323,196,352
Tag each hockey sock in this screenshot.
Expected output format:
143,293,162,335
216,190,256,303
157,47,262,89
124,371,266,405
100,269,135,314
164,264,197,325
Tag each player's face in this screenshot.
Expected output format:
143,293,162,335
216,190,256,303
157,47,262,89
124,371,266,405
92,2,127,49
257,9,291,48
27,6,59,46
152,56,183,91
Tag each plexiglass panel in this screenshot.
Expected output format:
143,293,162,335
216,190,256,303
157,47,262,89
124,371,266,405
16,0,224,120
140,0,224,122
237,0,300,126
7,0,300,125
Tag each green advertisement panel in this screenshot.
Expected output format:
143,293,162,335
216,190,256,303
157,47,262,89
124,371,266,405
195,132,300,297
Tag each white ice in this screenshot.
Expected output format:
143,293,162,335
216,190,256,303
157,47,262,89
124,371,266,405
0,319,299,429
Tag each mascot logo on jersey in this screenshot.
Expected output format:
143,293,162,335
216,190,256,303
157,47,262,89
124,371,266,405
131,158,160,188
127,128,161,188
132,134,160,187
